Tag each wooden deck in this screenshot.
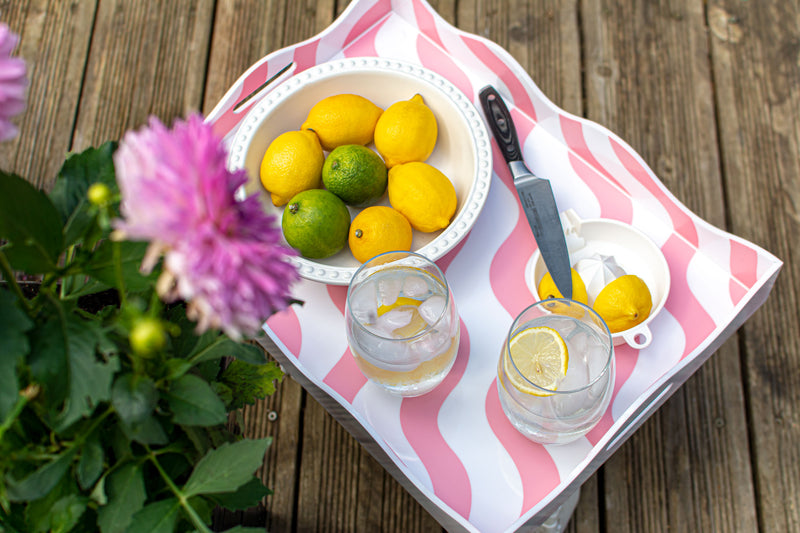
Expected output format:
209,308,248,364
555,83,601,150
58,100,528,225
3,1,798,531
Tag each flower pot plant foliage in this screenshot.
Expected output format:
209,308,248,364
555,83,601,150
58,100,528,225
0,24,300,532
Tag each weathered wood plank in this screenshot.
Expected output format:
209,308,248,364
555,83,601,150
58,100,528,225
203,0,289,114
0,0,96,190
71,0,214,152
581,1,758,532
707,0,800,531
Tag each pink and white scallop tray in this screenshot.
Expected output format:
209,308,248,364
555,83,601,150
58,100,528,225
209,1,782,531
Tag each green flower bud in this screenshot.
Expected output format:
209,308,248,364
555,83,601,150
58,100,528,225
87,183,112,206
129,317,167,357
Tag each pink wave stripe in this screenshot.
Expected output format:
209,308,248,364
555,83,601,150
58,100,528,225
327,284,348,315
485,380,560,516
416,36,474,99
343,13,390,58
438,238,467,274
412,0,444,48
265,307,303,358
510,107,535,141
585,343,639,445
567,152,633,223
323,348,368,403
343,0,392,47
460,35,537,121
488,143,537,318
610,139,699,247
729,280,748,306
728,239,757,306
729,240,758,288
291,40,320,71
211,108,239,140
400,318,473,519
662,235,716,358
320,286,369,403
560,116,631,195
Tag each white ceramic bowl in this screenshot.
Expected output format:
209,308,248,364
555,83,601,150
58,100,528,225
227,57,493,285
529,214,670,349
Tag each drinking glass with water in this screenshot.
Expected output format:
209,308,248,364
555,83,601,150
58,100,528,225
497,299,615,444
345,251,460,397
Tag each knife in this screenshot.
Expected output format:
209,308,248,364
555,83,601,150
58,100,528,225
479,85,573,299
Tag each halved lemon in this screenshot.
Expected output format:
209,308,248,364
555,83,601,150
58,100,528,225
505,326,569,396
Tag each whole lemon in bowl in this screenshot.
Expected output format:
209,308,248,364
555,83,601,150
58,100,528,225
348,206,413,263
301,94,383,151
593,275,653,333
322,145,388,207
374,94,438,168
259,130,324,206
537,268,589,304
388,161,457,233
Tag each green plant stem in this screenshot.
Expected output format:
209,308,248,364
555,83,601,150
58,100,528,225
112,240,127,307
0,250,33,314
146,446,213,533
79,406,114,445
59,245,78,299
0,385,38,444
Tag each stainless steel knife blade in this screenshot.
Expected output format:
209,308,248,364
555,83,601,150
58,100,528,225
479,86,573,299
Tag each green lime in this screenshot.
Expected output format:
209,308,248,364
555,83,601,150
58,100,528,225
322,145,388,207
281,189,351,259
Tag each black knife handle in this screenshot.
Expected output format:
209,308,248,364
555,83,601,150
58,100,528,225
479,85,523,164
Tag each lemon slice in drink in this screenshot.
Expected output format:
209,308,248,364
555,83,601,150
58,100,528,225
506,326,569,396
377,296,421,316
376,296,425,338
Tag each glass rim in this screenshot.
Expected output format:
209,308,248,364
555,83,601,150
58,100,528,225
346,250,452,342
504,298,614,395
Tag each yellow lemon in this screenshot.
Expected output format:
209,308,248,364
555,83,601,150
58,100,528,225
260,130,324,206
348,206,413,263
537,268,589,304
374,94,438,168
387,161,456,233
593,274,653,333
505,326,569,396
301,94,383,151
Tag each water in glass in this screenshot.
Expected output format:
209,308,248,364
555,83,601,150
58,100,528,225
497,300,614,444
346,252,459,397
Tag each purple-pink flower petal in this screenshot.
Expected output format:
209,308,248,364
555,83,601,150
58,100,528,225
0,23,28,142
114,113,299,338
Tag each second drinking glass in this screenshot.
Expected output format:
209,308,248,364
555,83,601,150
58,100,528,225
497,299,615,444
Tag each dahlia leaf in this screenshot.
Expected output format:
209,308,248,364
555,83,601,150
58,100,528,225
206,477,271,510
125,498,180,533
96,462,146,533
182,437,272,497
50,142,118,223
165,374,227,427
5,448,77,502
0,289,32,418
0,171,63,273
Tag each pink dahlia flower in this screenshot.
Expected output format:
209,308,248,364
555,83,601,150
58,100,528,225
0,23,28,142
114,113,298,339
